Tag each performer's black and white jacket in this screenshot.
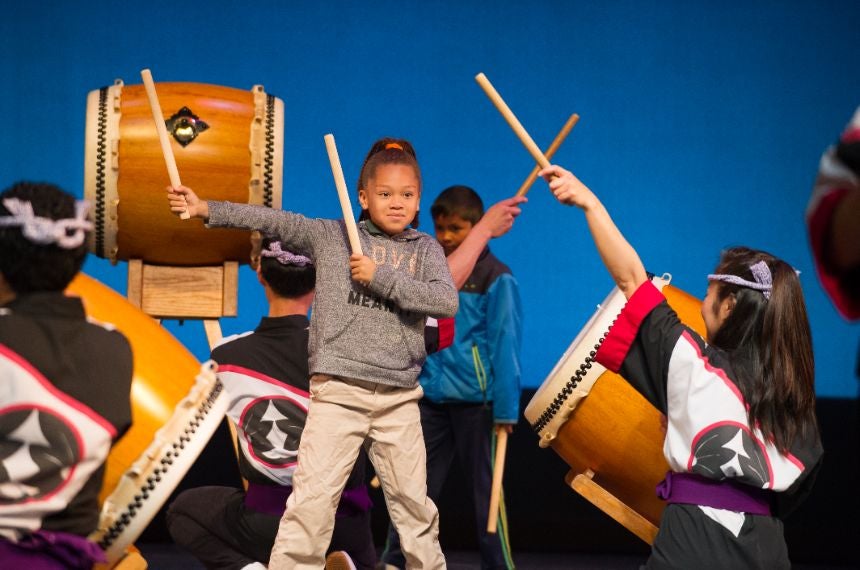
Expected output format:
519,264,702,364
0,293,133,540
594,281,823,535
212,315,317,488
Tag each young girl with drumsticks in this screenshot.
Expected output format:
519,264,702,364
539,164,823,569
167,137,457,569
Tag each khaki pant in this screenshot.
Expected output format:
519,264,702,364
268,375,445,570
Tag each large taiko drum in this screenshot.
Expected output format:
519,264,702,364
523,275,706,528
66,274,228,565
83,80,284,266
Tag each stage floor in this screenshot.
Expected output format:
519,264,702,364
137,543,854,569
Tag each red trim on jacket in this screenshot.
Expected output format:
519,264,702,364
842,126,860,144
436,317,455,351
594,281,665,372
218,363,310,399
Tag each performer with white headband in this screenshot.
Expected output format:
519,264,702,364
0,196,92,250
538,163,823,569
0,182,133,569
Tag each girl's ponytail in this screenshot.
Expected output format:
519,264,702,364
758,260,817,451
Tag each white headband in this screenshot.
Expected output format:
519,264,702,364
260,241,313,267
708,260,773,300
0,198,93,249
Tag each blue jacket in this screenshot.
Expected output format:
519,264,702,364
420,247,523,422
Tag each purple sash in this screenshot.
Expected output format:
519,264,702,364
656,471,772,516
244,482,292,516
0,530,106,569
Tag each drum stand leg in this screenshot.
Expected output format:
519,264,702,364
203,319,223,348
565,469,659,545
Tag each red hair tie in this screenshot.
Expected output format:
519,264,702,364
384,142,403,151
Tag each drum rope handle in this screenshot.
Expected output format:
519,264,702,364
531,329,607,434
140,69,190,220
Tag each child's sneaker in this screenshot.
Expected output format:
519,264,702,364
325,551,357,570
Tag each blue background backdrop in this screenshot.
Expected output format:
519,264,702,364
2,0,858,398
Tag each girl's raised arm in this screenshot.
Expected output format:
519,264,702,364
540,165,647,299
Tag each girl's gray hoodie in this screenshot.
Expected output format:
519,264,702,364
207,201,458,388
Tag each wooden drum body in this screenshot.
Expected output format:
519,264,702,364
83,81,284,266
67,274,228,564
524,275,706,529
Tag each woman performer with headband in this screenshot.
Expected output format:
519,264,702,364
539,165,822,569
168,137,458,569
0,182,134,569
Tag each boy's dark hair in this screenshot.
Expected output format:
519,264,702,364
356,137,421,229
259,238,315,299
709,246,818,452
0,181,88,294
430,185,484,225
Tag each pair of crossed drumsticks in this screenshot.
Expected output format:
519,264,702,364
142,68,578,535
285,75,580,259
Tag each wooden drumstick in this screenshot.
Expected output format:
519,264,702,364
324,134,363,256
515,113,579,197
475,72,556,177
487,426,509,534
140,68,190,220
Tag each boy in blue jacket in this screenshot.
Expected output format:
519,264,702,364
382,185,523,569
